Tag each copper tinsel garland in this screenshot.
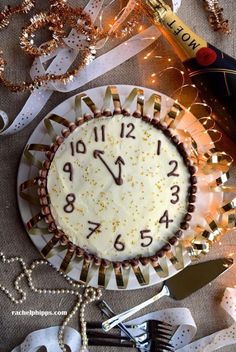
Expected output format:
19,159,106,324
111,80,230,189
20,12,66,57
0,0,141,93
202,0,231,34
0,0,35,29
0,1,97,92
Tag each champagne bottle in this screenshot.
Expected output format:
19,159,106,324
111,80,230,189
142,0,236,143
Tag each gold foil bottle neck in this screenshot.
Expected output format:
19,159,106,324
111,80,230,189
142,0,207,61
143,0,171,23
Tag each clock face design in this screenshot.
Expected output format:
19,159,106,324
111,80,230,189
47,115,191,261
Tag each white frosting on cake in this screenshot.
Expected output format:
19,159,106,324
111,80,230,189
47,115,190,261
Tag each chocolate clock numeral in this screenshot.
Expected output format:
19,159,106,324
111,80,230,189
167,160,179,177
126,123,136,139
94,125,105,142
170,185,180,204
140,230,153,247
120,123,136,139
159,210,174,229
63,193,76,213
87,221,101,239
63,162,73,182
120,123,125,138
114,234,125,251
76,140,86,154
70,140,86,156
70,141,74,156
157,140,161,155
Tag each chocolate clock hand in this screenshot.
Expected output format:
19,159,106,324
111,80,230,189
93,150,125,185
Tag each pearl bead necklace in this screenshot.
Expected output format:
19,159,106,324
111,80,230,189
0,252,102,351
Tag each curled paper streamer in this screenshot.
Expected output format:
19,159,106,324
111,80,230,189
177,287,236,351
11,326,81,352
11,288,236,352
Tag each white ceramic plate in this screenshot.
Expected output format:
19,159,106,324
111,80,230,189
17,85,223,290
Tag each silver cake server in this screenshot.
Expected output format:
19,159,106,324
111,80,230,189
102,257,233,331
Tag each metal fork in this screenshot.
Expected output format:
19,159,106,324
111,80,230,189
87,300,174,351
87,332,174,351
87,320,174,351
127,320,175,352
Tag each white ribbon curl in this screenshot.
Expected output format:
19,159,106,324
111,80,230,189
178,287,236,351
